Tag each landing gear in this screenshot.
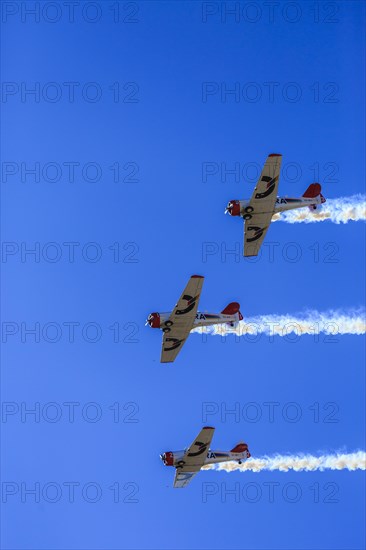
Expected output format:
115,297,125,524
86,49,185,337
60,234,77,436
243,213,252,220
244,206,254,213
177,460,185,469
165,321,173,327
238,460,242,464
163,327,171,333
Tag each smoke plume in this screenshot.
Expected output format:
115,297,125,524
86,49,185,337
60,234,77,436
192,309,365,338
203,451,366,472
272,194,366,224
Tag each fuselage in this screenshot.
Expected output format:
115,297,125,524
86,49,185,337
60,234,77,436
161,448,251,467
146,310,242,329
229,194,324,217
273,195,323,213
159,311,240,327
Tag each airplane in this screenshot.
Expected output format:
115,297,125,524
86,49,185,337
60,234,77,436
225,154,326,257
146,275,243,363
160,426,251,488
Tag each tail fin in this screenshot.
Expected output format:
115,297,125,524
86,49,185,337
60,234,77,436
221,302,240,315
221,302,243,321
302,183,321,198
230,441,249,453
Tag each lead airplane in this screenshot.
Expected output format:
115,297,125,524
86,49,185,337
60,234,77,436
146,275,242,363
161,426,251,488
225,154,326,257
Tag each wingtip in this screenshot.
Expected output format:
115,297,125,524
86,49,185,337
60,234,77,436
191,274,204,279
203,426,215,430
268,153,282,157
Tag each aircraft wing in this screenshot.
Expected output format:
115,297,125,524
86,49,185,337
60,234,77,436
160,275,204,363
249,154,282,212
173,470,199,488
173,427,215,488
185,426,215,464
243,154,282,257
244,212,273,257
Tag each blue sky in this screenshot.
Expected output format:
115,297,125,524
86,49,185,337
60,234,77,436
1,1,365,549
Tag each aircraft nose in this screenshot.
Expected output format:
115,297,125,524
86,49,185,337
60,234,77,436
226,200,240,216
147,313,160,328
225,202,233,214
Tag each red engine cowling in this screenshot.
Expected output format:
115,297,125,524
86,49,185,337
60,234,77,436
147,312,160,328
226,200,241,216
161,452,174,466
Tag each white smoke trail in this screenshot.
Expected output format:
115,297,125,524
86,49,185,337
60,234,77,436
192,309,365,338
272,194,366,224
202,452,366,473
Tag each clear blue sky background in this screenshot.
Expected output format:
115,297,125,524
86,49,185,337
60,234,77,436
1,1,365,549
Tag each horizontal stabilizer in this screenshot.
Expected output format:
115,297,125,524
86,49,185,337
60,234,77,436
302,183,321,198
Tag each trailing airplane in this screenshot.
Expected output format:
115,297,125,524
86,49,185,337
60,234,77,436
160,426,251,488
225,154,326,256
146,275,242,363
